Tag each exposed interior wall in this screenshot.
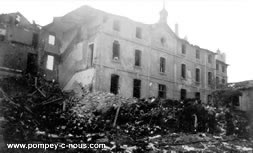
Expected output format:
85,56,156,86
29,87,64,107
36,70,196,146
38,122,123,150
63,68,95,91
0,13,39,78
0,41,36,72
7,26,34,45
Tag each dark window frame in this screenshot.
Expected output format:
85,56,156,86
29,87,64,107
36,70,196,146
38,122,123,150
160,57,166,73
112,40,120,60
181,64,186,79
195,92,200,100
180,89,187,100
195,68,200,82
88,43,94,67
134,50,141,66
110,74,120,94
133,79,141,98
158,84,166,99
208,72,212,85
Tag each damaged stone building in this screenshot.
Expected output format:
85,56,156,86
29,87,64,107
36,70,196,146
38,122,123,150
0,12,40,78
38,6,228,102
227,80,253,112
215,49,228,89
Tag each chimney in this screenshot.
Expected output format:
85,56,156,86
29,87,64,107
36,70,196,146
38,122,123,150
175,23,179,36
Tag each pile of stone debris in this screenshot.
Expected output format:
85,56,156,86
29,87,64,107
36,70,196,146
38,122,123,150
0,75,252,153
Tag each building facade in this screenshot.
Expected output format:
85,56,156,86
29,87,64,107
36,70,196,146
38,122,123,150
228,80,253,112
215,49,228,88
40,6,228,103
0,12,40,78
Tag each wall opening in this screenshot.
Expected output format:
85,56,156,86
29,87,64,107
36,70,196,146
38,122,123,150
32,33,39,48
133,79,141,98
180,89,187,100
88,43,94,67
181,64,186,79
158,84,166,99
26,53,37,75
46,55,54,71
208,72,212,85
160,57,166,73
112,40,120,60
0,35,4,41
196,68,200,82
232,96,240,107
110,74,119,95
181,44,186,54
195,92,200,100
48,35,55,45
135,50,141,66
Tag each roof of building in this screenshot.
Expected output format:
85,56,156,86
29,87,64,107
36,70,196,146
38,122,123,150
44,5,219,56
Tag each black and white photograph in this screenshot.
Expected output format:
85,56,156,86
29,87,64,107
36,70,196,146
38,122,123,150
0,0,252,152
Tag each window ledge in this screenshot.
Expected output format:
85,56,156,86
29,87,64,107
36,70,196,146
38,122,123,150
134,65,142,70
112,59,121,63
159,72,166,75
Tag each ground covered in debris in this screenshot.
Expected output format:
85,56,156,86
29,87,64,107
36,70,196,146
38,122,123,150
0,75,252,153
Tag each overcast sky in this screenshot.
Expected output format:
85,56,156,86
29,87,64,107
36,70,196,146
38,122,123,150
1,0,252,83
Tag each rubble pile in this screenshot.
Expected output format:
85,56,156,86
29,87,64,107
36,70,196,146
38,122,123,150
0,75,252,153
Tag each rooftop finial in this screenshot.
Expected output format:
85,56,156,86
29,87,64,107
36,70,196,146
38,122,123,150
159,0,168,24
